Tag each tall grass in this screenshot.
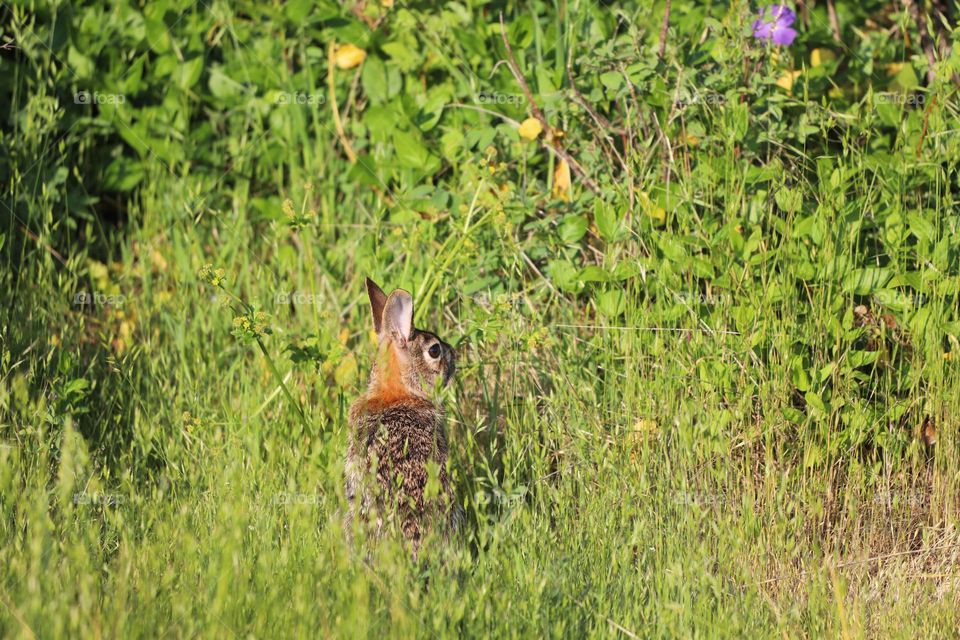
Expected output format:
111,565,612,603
2,0,959,637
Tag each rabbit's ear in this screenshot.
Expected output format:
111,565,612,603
383,289,414,345
366,278,388,335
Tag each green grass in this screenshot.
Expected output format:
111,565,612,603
2,0,960,637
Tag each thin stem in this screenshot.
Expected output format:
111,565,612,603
497,13,601,195
256,337,314,435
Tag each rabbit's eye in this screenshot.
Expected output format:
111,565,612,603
427,343,442,359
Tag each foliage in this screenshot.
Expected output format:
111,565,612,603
2,0,960,636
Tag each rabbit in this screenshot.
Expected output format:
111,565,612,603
344,278,460,555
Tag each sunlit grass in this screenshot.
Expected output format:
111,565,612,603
2,0,959,637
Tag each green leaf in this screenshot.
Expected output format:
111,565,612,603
103,158,145,192
439,128,464,162
348,154,383,187
578,266,610,283
599,72,623,91
594,201,622,242
284,0,313,22
791,356,810,392
846,350,879,369
362,56,389,105
842,268,891,295
728,102,749,139
546,259,580,293
382,41,419,72
209,68,244,100
775,187,802,214
658,234,687,265
174,56,204,90
67,46,95,79
907,212,936,244
392,129,431,169
144,18,172,54
596,289,626,318
558,215,588,244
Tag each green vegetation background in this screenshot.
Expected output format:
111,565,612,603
2,0,960,636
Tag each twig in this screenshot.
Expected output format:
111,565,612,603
826,0,842,43
326,42,396,206
0,588,36,640
448,103,590,171
753,542,960,587
618,66,638,212
255,337,314,435
566,61,625,135
498,13,601,195
447,103,521,128
566,61,628,176
916,93,938,157
658,0,672,58
607,617,642,639
903,0,938,83
17,222,67,266
327,41,358,163
649,109,674,183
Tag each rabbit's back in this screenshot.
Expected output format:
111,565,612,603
345,278,459,552
346,396,455,543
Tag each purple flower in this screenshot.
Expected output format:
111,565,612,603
752,5,798,46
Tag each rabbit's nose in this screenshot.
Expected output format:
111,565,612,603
441,347,456,386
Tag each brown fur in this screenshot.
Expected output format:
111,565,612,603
344,279,459,554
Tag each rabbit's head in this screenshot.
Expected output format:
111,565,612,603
364,278,455,400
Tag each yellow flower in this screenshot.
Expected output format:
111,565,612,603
149,249,168,272
199,264,227,287
552,158,571,201
638,191,666,224
635,418,658,434
776,70,802,92
810,48,834,67
335,44,366,70
518,117,543,141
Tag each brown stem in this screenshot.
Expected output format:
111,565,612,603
658,0,672,58
903,0,938,83
498,13,601,195
566,58,628,178
327,42,358,163
916,94,937,157
826,0,842,43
